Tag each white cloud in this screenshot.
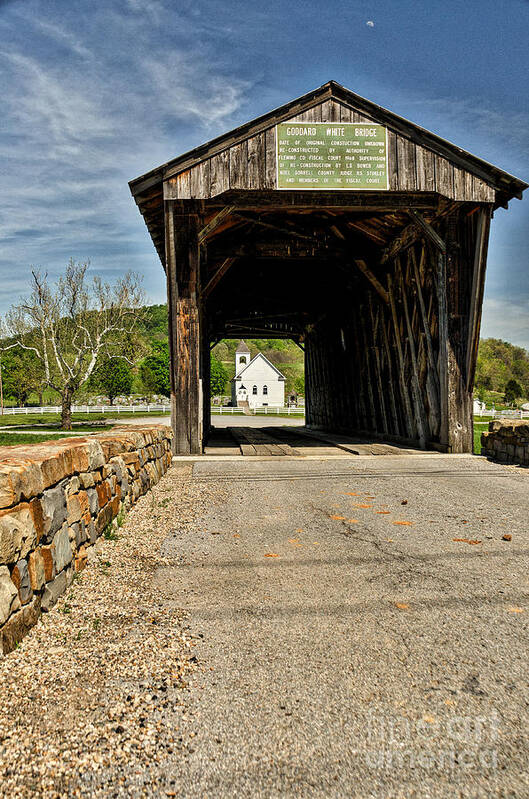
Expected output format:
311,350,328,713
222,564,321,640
0,2,253,313
366,20,375,28
481,297,529,350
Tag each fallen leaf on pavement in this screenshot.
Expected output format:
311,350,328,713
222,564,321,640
295,528,304,533
313,541,320,545
385,538,394,542
377,511,391,515
502,534,512,541
453,538,481,545
344,492,359,496
401,500,408,505
347,519,359,524
353,503,373,509
508,607,524,613
330,514,346,520
395,602,409,610
264,553,279,558
233,534,240,538
393,521,413,526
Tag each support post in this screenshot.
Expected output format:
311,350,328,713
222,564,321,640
165,201,203,454
438,213,474,452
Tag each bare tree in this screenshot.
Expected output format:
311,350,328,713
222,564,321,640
1,259,145,429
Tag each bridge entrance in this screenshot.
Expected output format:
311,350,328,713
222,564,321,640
130,81,526,455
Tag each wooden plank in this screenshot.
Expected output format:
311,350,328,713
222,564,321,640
201,257,237,299
387,131,399,190
380,305,402,437
229,141,248,190
435,156,454,198
399,266,428,447
170,210,202,455
466,207,491,389
209,150,230,197
415,146,436,192
248,131,266,189
264,127,276,189
396,136,417,191
175,169,191,199
368,295,388,435
408,210,446,252
198,206,234,244
388,271,416,440
354,260,389,304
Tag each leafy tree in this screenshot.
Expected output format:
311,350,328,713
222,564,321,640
210,353,228,395
1,348,44,407
140,342,170,396
91,358,133,405
504,378,522,405
1,260,144,428
294,375,305,395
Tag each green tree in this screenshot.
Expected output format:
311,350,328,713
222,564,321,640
91,358,133,405
294,375,305,395
140,342,170,396
1,260,144,428
1,348,44,407
210,353,228,395
504,378,522,405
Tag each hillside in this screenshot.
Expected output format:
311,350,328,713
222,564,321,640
3,302,527,406
475,338,529,405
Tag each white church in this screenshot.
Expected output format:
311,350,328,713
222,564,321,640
231,341,286,409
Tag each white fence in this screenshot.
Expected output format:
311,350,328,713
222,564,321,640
476,409,529,419
211,406,305,416
0,404,170,415
0,404,304,417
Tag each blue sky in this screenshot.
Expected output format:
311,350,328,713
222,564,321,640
1,0,528,344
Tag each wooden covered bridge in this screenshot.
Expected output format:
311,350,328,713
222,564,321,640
129,81,526,455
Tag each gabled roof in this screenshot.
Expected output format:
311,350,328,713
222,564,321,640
232,352,286,381
130,80,527,201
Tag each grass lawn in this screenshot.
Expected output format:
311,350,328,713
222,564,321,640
0,410,168,427
473,421,489,455
0,432,82,447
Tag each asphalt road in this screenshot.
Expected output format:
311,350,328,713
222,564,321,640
154,454,529,798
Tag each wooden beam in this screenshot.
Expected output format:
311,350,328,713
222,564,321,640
408,210,446,253
198,206,234,244
201,257,236,299
465,208,491,390
353,260,389,305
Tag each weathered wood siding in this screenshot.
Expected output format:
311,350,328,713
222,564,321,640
165,99,495,203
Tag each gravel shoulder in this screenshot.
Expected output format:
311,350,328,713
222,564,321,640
0,464,222,798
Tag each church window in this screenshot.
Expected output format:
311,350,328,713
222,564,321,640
263,385,268,395
252,385,258,395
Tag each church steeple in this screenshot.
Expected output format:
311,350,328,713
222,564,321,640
235,340,250,374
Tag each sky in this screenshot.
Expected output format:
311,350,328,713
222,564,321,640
1,0,528,345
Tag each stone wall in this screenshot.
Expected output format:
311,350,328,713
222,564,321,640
0,426,172,655
481,420,529,466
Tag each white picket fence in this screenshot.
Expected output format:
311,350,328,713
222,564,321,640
0,404,304,417
476,409,529,419
212,406,305,416
0,404,170,415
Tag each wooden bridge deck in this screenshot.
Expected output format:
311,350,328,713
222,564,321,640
204,425,431,457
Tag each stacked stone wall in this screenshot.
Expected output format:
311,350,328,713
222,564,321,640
0,426,172,654
481,420,529,466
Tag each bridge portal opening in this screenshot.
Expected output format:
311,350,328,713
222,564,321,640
129,81,526,455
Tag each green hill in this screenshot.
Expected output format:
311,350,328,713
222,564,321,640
3,302,527,407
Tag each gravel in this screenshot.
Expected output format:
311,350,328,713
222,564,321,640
0,463,223,798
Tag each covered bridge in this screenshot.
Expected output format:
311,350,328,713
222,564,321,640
129,81,526,455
